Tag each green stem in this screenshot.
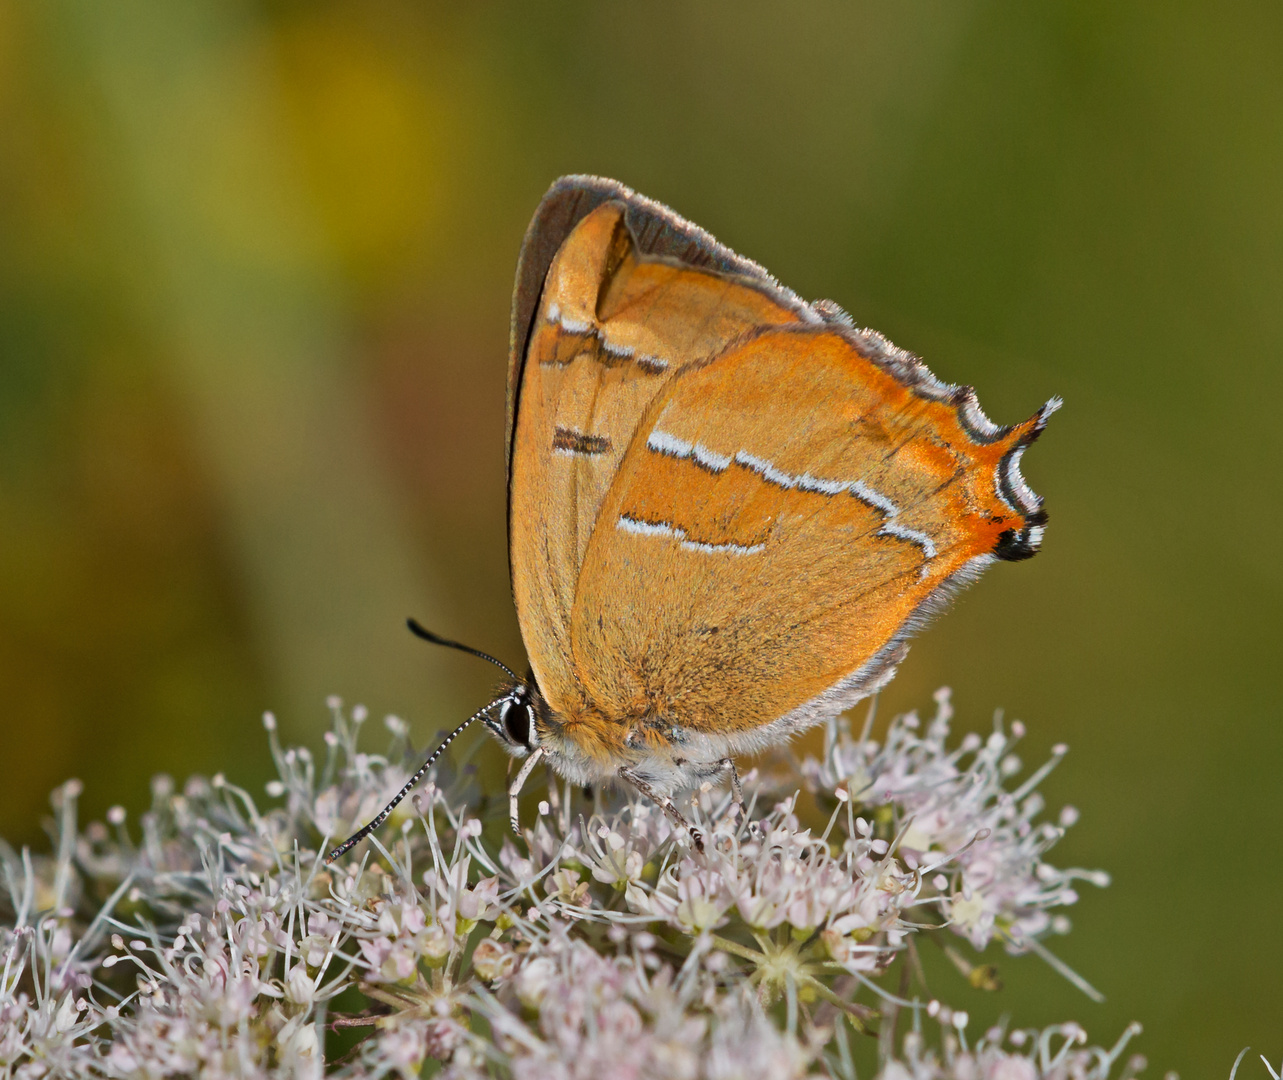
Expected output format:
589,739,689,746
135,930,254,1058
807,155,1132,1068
707,933,764,964
799,974,875,1034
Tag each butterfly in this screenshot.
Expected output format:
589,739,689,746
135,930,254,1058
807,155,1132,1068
326,175,1057,862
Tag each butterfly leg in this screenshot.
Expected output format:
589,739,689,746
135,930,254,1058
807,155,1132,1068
618,766,704,853
508,747,545,836
715,758,745,825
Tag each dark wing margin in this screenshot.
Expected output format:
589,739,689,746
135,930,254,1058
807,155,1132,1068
992,396,1060,561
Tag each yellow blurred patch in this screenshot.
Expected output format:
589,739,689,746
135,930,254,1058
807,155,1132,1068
271,12,457,287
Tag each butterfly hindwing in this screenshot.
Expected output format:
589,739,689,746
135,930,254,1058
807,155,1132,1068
570,326,1052,745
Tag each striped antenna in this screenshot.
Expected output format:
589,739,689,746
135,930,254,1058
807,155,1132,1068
324,698,502,863
405,618,517,679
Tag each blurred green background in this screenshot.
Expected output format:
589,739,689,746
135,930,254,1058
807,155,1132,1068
2,0,1280,1072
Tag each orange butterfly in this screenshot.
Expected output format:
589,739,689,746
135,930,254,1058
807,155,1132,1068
327,176,1057,861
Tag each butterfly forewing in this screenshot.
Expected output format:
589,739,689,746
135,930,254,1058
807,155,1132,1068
509,201,806,710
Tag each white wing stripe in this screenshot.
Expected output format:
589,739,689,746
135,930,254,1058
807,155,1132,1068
795,472,848,495
850,479,899,517
616,515,764,556
545,303,669,371
647,429,731,472
681,538,766,556
616,516,677,538
733,450,797,489
647,429,693,458
646,428,936,560
600,338,635,358
878,521,938,560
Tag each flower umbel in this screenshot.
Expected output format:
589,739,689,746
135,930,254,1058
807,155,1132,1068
0,692,1131,1077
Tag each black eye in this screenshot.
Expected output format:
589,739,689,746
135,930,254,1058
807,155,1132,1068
500,698,532,748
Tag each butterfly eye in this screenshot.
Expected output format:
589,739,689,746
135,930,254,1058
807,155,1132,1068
499,698,533,749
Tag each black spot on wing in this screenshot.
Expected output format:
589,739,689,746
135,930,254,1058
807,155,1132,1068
993,508,1048,561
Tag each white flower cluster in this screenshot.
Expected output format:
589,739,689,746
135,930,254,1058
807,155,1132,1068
0,692,1137,1078
802,690,1111,972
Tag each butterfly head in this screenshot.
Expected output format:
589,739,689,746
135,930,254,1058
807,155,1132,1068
476,677,609,787
483,679,543,757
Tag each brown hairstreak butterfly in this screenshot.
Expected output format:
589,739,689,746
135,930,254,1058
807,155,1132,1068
326,176,1057,861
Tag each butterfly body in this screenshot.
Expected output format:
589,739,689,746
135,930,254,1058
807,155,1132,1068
499,176,1057,801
